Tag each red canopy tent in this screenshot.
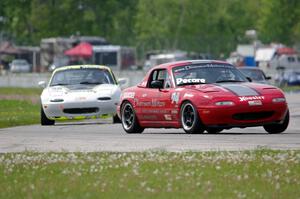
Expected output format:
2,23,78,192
276,47,297,55
64,42,93,58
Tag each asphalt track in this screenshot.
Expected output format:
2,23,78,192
1,93,300,153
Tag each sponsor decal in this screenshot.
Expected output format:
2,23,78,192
164,114,172,121
171,92,180,104
239,96,265,102
76,96,86,100
173,64,233,73
141,115,157,120
142,109,167,114
137,100,165,107
176,78,205,85
123,92,135,99
171,110,178,114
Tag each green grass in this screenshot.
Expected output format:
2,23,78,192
0,87,42,96
0,150,299,199
0,100,40,128
280,85,300,93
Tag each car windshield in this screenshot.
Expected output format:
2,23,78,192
13,60,27,65
172,63,248,86
239,69,266,81
50,68,115,86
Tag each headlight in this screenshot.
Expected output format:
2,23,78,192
215,101,235,106
272,97,286,103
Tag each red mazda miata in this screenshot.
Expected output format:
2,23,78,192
117,60,289,134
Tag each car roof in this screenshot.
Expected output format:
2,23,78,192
151,59,231,70
54,65,111,72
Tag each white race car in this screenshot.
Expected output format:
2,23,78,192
39,65,123,125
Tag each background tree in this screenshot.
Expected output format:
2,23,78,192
257,0,300,45
1,0,299,59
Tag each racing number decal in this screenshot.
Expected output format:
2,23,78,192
171,92,180,104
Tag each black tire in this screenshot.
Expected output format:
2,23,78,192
263,110,289,134
180,101,205,134
121,102,144,134
112,114,121,123
206,127,223,134
41,106,55,126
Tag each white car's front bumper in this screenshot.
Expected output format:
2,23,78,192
42,98,118,120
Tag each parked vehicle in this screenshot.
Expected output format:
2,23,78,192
255,47,299,75
238,67,271,84
39,65,124,125
9,59,31,73
92,45,136,70
275,69,300,86
118,60,289,134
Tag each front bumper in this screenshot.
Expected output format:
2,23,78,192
198,102,288,128
42,99,118,120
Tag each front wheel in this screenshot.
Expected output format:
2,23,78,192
180,101,205,134
41,106,55,126
263,110,289,134
121,102,144,134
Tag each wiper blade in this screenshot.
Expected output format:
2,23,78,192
215,80,244,83
80,81,102,85
178,82,206,86
51,83,69,86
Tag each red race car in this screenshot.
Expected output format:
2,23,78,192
117,60,289,134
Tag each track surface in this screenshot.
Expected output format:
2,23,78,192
1,93,300,152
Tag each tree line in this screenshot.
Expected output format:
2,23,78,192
0,0,299,58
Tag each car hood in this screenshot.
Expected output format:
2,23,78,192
183,82,282,97
44,84,119,98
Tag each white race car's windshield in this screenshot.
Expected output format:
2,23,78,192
50,68,115,86
173,64,248,86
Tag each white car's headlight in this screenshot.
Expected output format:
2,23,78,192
272,97,286,103
215,101,235,106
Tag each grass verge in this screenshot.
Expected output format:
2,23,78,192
0,150,299,198
0,100,40,128
280,85,300,93
0,87,42,96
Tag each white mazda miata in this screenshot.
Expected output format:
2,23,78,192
39,65,123,125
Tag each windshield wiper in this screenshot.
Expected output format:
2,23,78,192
215,80,244,83
177,82,206,86
51,83,69,86
80,81,102,85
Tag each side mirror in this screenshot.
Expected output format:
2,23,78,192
150,80,163,89
118,78,127,86
266,76,272,80
38,81,46,88
246,77,252,82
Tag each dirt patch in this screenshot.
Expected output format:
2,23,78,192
0,94,40,104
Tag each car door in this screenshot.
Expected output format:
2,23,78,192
137,69,175,124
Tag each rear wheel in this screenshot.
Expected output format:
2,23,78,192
41,106,55,126
263,110,289,134
121,102,144,134
180,101,205,134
